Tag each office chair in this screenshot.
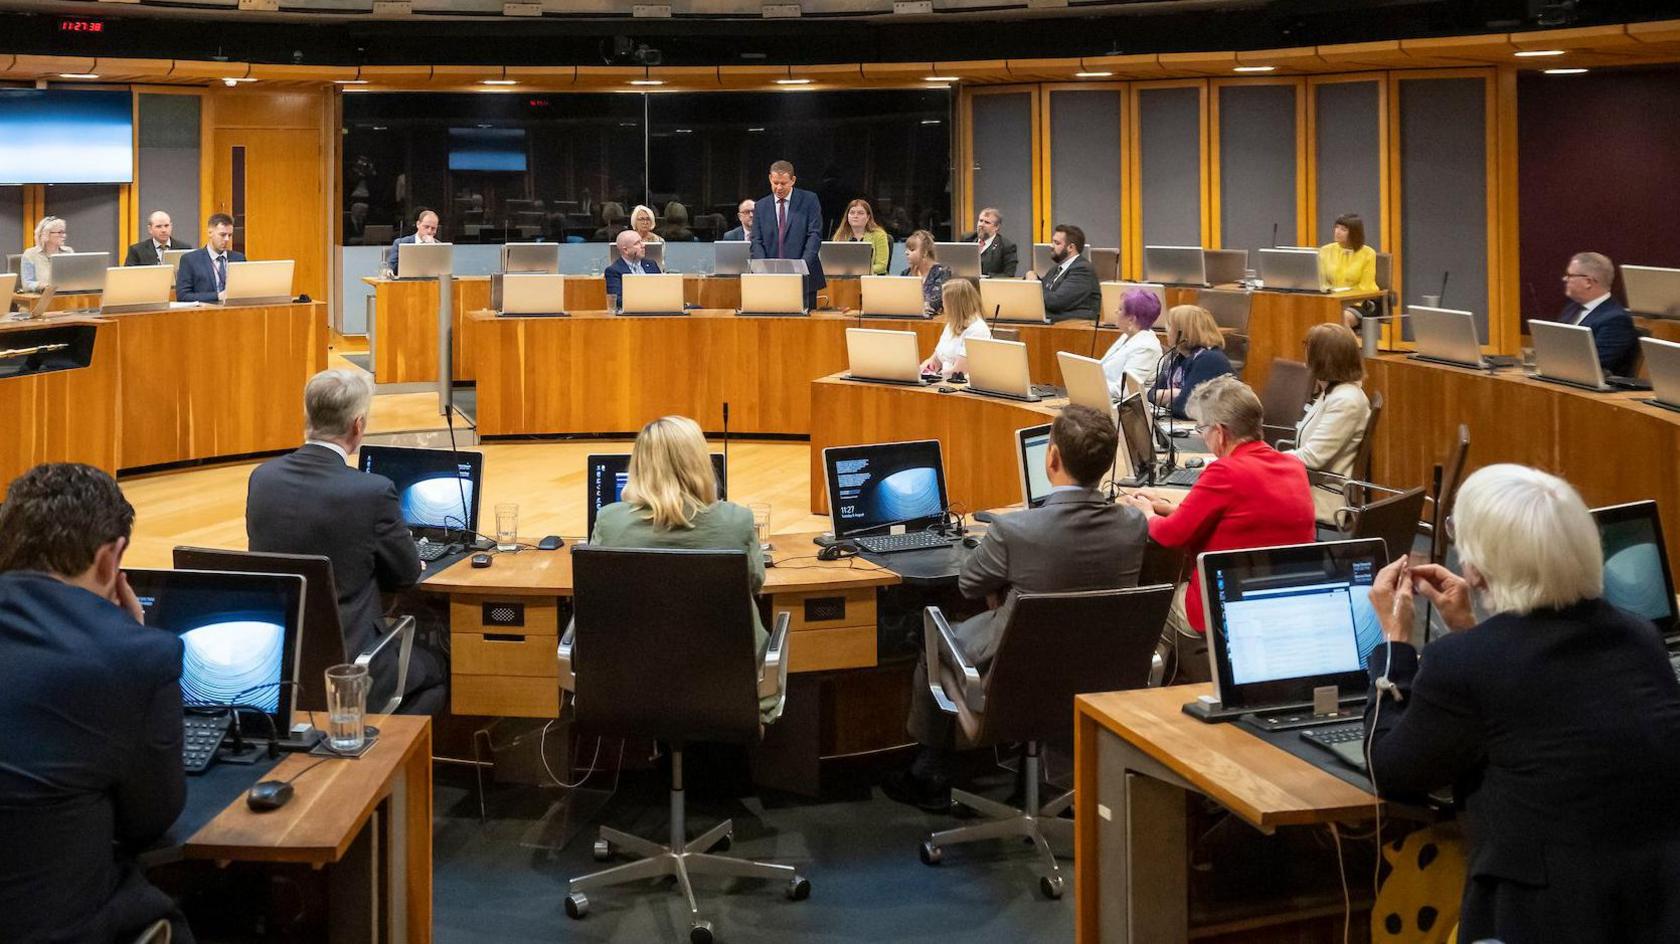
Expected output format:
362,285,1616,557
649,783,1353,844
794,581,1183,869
1224,332,1250,379
1195,287,1253,334
916,585,1174,898
1425,423,1471,566
172,547,415,715
1339,486,1427,566
1259,358,1314,447
559,546,807,943
1089,247,1120,282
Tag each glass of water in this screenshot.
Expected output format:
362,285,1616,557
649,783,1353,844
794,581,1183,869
324,663,370,753
749,502,772,552
495,502,519,551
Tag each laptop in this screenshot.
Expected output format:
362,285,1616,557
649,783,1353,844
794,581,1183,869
964,336,1040,402
163,248,192,276
1015,423,1054,508
0,272,16,312
502,242,560,274
1197,288,1253,332
397,242,454,279
1089,248,1120,283
861,275,927,318
1528,320,1609,391
1143,246,1206,286
1642,337,1680,413
980,278,1048,324
935,242,982,280
46,252,110,295
608,242,665,269
586,452,727,538
1591,500,1677,647
844,327,926,385
500,273,568,317
223,260,295,306
739,272,807,317
1114,393,1155,484
822,439,954,554
1058,351,1116,415
1100,281,1167,327
713,241,751,276
819,242,875,278
619,273,687,316
1622,264,1680,319
358,444,484,561
1257,248,1324,293
1408,306,1515,370
99,264,173,314
1204,248,1249,286
1194,539,1387,732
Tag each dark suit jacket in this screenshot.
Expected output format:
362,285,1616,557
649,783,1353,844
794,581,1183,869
175,246,246,303
1039,255,1102,323
384,234,436,275
1560,297,1640,377
246,444,421,659
953,487,1149,664
1366,599,1680,943
603,256,663,303
749,188,826,294
0,571,186,944
123,239,192,268
721,226,750,242
1151,346,1235,419
962,232,1018,279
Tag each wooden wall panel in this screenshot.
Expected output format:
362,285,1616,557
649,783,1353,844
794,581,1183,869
0,319,118,489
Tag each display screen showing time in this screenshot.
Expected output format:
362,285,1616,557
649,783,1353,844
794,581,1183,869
59,18,106,33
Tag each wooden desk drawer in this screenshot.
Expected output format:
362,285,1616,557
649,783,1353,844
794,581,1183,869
452,674,559,718
776,588,876,633
452,632,558,678
786,624,876,673
450,595,560,636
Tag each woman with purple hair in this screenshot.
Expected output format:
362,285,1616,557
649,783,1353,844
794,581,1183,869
1100,287,1165,400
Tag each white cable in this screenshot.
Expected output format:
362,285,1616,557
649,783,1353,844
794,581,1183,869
539,721,607,790
1329,822,1351,944
1365,639,1394,902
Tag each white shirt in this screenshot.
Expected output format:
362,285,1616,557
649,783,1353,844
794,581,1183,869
1100,329,1164,400
1573,292,1612,325
933,318,992,373
305,439,350,462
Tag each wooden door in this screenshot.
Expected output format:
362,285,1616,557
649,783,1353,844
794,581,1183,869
212,128,327,301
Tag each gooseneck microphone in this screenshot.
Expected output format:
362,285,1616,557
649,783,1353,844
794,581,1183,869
1438,271,1450,308
721,401,730,487
1087,307,1105,359
1271,221,1279,249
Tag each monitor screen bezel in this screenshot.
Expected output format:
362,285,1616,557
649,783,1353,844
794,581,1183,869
1015,423,1053,509
822,438,949,540
1592,500,1678,638
357,444,484,541
586,452,728,539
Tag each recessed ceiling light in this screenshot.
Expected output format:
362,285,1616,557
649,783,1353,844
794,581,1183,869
674,128,693,133
482,79,517,85
1075,71,1114,78
1544,68,1589,75
1514,49,1566,58
335,79,369,85
775,78,812,85
924,76,960,82
629,79,664,86
747,126,766,132
59,73,100,79
920,119,943,125
1233,65,1276,73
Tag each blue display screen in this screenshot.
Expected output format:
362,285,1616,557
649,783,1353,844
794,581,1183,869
0,90,133,184
448,127,527,172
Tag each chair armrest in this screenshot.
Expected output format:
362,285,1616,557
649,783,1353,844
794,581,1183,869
757,612,791,722
557,623,576,693
356,614,415,715
923,606,984,717
1269,432,1296,450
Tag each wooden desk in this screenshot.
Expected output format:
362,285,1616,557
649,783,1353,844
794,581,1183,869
180,715,433,943
364,277,491,384
0,316,118,488
1364,354,1680,565
11,291,104,314
1073,686,1378,943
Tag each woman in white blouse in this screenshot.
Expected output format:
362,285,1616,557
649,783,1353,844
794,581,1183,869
20,216,73,293
630,204,663,244
919,279,991,378
1099,287,1164,400
1286,322,1373,523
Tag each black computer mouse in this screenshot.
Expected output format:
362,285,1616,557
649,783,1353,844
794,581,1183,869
1186,457,1205,468
537,535,564,551
961,534,982,549
817,541,859,561
246,779,293,812
470,553,493,568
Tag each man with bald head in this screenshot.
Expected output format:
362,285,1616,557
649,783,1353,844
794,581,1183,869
721,199,755,242
123,210,192,267
384,207,442,276
604,228,662,303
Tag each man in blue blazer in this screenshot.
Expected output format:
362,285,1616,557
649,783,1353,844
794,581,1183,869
749,160,826,310
384,207,442,276
720,199,754,243
603,229,662,303
1560,251,1639,376
176,212,246,304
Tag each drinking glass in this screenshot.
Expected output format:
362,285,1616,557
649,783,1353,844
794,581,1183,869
749,502,772,552
324,663,370,753
495,502,519,551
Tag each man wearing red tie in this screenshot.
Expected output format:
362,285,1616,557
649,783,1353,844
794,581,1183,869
748,160,826,311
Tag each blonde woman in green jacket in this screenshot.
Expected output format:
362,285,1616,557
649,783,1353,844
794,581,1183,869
833,199,892,275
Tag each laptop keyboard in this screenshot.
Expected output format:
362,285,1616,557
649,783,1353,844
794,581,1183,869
1161,466,1204,488
183,712,232,775
415,540,455,562
853,532,956,554
1301,721,1368,772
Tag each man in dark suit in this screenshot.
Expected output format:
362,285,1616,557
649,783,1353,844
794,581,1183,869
0,463,192,944
175,212,245,304
1031,223,1102,322
123,210,192,267
384,207,441,276
720,199,755,242
748,160,826,310
884,405,1149,810
603,229,662,303
1559,250,1639,376
962,206,1018,279
246,369,446,715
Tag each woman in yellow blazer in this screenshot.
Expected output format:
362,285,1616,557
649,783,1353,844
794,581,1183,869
1320,213,1378,329
833,199,892,275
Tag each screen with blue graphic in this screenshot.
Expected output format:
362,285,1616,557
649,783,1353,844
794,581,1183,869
448,127,527,172
823,439,948,539
586,453,727,539
1594,501,1676,635
359,444,483,539
126,569,303,723
0,90,134,184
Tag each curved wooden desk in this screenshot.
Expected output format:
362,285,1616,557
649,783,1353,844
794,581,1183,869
1366,353,1680,563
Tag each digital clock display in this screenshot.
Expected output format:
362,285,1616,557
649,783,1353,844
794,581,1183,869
59,19,105,33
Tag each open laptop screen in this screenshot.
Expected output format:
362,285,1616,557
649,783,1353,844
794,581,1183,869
823,439,948,540
1202,539,1386,710
1016,424,1052,508
586,453,727,538
1593,500,1678,638
1116,394,1154,480
358,445,483,541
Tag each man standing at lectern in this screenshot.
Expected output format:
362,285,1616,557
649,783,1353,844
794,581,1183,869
749,160,825,310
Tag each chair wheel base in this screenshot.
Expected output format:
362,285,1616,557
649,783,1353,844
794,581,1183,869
565,892,589,919
786,875,811,901
1040,874,1064,900
690,919,715,944
919,841,942,866
592,839,612,862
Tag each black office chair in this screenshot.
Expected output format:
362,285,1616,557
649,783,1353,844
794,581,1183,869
1259,358,1314,447
1338,486,1428,566
172,546,415,715
1224,332,1250,380
916,585,1175,898
558,546,806,943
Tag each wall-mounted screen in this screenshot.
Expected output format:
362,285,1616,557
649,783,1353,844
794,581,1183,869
448,127,528,173
0,90,133,185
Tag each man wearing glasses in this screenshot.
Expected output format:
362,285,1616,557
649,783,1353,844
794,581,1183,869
721,199,754,242
1559,251,1638,377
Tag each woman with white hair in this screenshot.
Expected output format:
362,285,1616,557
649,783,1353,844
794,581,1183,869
20,216,74,292
1365,463,1680,943
629,204,663,244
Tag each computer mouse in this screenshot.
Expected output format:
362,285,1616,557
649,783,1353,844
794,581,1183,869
1186,457,1205,468
817,541,859,561
537,535,564,551
470,553,493,568
961,534,982,549
246,779,293,812
937,386,958,394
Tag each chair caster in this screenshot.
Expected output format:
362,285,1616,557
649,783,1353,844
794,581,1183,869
689,919,715,944
1040,874,1064,900
564,892,589,919
919,841,943,866
786,875,812,901
592,839,612,862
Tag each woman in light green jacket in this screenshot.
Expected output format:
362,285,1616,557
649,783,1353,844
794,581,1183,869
832,199,892,275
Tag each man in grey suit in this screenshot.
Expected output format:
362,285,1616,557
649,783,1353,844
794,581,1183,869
884,405,1149,811
1031,223,1102,322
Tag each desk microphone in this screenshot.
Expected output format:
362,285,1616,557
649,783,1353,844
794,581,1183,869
1271,221,1279,249
444,404,477,550
1087,308,1104,359
721,401,730,489
987,303,1002,336
1438,270,1450,308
